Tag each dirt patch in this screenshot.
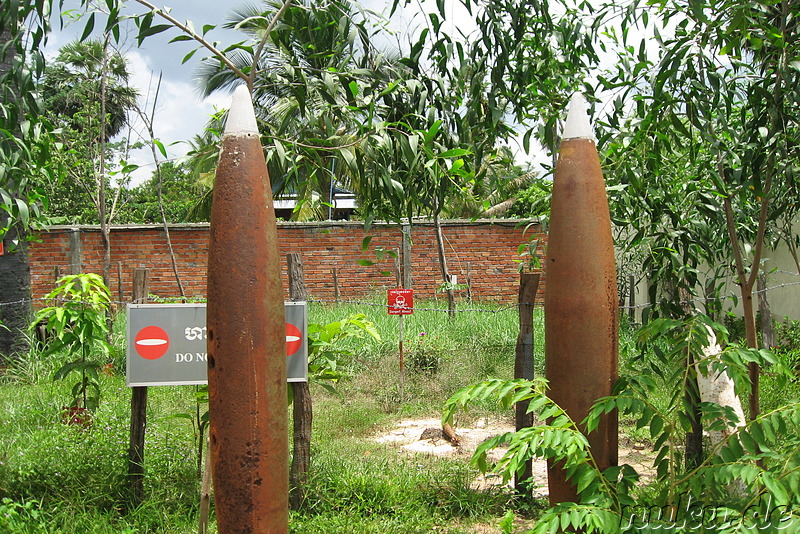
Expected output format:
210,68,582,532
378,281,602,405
373,417,655,497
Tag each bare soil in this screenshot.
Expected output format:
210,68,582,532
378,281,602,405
373,417,655,498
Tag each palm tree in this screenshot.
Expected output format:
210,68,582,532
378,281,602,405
41,39,138,141
37,39,139,223
191,0,400,220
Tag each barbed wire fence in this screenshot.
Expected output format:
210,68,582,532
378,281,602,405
7,271,800,314
6,270,800,366
4,282,800,313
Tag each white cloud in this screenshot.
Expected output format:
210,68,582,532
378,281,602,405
123,50,231,186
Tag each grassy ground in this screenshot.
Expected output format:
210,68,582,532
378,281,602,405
0,299,797,532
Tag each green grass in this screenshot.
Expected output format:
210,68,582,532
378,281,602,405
0,300,533,533
1,301,797,532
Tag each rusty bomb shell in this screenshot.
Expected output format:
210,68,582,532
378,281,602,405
544,93,619,505
207,85,289,533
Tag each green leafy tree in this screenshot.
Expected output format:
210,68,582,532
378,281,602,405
0,5,63,359
191,0,400,221
594,0,800,419
41,38,140,293
39,39,139,224
118,161,205,223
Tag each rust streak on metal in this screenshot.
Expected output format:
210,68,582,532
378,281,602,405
207,86,288,533
544,94,618,506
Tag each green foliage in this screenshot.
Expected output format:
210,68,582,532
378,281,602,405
32,274,112,412
406,332,446,375
305,313,381,397
774,318,800,354
444,378,636,533
444,314,799,533
38,39,139,225
515,231,543,274
116,161,207,224
0,3,61,242
0,498,45,533
507,181,553,219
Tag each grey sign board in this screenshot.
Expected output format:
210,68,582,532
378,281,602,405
126,302,307,386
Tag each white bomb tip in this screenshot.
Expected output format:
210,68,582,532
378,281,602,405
562,92,595,141
224,85,259,137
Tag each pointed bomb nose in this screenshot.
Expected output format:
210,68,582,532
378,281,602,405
224,85,259,137
562,92,595,142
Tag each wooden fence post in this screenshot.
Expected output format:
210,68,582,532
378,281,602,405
514,272,540,495
466,262,473,301
758,274,775,349
128,268,149,507
402,223,412,289
394,250,401,288
288,253,312,510
332,266,340,304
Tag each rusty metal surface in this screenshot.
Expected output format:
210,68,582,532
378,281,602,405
207,129,288,533
544,138,619,505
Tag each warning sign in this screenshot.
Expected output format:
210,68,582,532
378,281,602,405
388,289,414,315
126,302,308,386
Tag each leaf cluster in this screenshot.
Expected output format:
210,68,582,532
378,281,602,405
32,273,112,411
445,313,799,532
0,2,62,242
302,313,381,398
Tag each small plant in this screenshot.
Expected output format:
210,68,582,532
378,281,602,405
444,314,798,533
515,221,544,274
32,273,112,419
515,238,542,274
407,331,445,374
306,313,381,395
0,498,45,533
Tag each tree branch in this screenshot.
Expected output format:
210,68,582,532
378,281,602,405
250,0,294,92
133,0,249,84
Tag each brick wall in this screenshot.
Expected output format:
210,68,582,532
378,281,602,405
29,220,546,306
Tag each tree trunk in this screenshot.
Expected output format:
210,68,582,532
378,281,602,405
685,350,704,469
758,274,774,350
0,29,32,361
433,212,455,318
742,289,760,419
514,273,540,495
287,253,311,510
99,35,111,290
722,190,764,421
676,288,704,469
0,224,32,361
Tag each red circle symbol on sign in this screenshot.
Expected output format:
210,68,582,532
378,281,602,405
135,325,170,360
286,323,303,356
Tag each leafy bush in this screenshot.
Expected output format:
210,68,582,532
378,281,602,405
406,332,445,374
445,314,800,533
774,318,800,355
32,274,112,414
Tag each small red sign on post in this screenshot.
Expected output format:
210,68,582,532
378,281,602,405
388,289,414,315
